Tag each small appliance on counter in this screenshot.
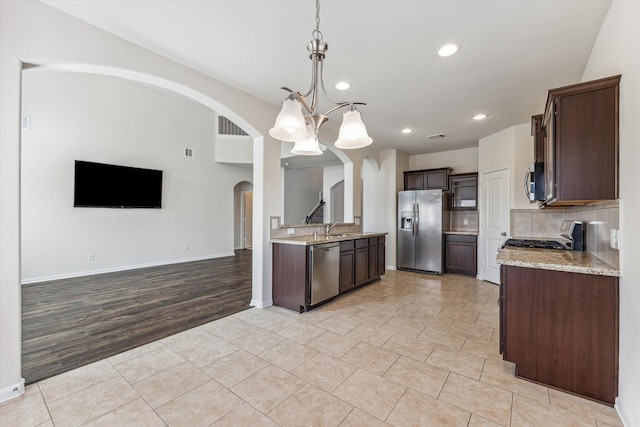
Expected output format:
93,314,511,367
503,220,586,251
560,220,586,251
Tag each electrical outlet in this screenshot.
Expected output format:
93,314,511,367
87,253,95,261
271,219,278,229
184,244,190,251
287,228,295,235
463,219,469,225
610,229,619,249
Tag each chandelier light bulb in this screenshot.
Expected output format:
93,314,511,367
291,134,323,156
335,107,372,149
269,97,310,142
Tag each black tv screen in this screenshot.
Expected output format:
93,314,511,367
74,160,163,208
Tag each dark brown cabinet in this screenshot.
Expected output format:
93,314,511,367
272,243,309,312
354,239,369,286
531,114,544,163
500,265,619,404
339,236,385,293
444,234,477,276
339,240,355,293
542,75,620,206
377,236,386,277
448,173,478,210
404,168,452,191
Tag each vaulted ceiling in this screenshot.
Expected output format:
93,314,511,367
44,0,611,155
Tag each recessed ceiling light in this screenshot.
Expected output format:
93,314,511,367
401,128,413,134
335,81,351,91
438,44,459,57
472,114,488,121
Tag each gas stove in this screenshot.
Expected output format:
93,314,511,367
502,238,571,250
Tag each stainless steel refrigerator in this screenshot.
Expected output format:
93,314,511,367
397,189,449,274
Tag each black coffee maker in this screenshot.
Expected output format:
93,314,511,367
560,220,586,251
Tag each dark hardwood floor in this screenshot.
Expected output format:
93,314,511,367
21,250,253,384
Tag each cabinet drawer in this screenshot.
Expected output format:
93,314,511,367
369,237,378,246
378,236,385,245
446,234,477,244
340,240,355,251
355,238,368,249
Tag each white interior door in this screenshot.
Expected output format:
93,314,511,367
242,191,253,249
479,168,510,284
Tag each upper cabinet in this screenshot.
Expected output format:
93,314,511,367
404,167,452,191
449,173,478,210
531,114,544,163
542,75,620,206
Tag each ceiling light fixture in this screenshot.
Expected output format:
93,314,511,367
438,44,459,57
401,128,413,134
269,0,371,155
335,81,351,91
472,113,488,121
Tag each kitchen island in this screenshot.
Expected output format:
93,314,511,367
271,232,387,312
497,247,619,404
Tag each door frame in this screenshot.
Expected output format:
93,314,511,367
240,190,253,249
478,167,510,284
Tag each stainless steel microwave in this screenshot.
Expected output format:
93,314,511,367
524,162,545,202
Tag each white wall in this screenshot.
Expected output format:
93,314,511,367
215,135,253,164
581,2,640,424
362,157,383,233
283,167,323,224
234,182,253,249
410,147,479,174
323,165,345,224
21,71,252,282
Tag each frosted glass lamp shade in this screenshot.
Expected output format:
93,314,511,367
291,135,323,156
334,108,372,149
269,98,310,142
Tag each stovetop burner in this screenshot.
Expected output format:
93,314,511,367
503,238,570,250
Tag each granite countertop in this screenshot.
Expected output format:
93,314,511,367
497,247,620,277
271,231,387,246
443,230,479,236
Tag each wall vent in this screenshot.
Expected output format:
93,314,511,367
184,148,196,158
218,116,248,136
427,133,446,140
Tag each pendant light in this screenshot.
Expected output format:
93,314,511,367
268,0,371,154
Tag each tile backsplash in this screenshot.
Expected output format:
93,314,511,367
450,211,479,233
270,216,362,239
511,201,619,268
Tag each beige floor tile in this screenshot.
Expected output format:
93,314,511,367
332,369,406,421
339,408,393,426
381,334,435,362
549,389,623,426
202,349,269,388
180,335,239,367
448,320,495,341
439,372,513,426
349,309,393,327
201,317,261,341
252,311,298,332
346,324,395,347
269,383,353,426
462,335,502,361
160,326,214,354
480,359,550,403
341,342,399,376
419,325,467,350
307,330,359,358
291,352,358,393
475,312,499,328
379,316,428,339
0,385,51,427
231,365,306,413
47,376,139,427
83,397,165,426
133,361,210,408
231,328,287,355
468,414,505,427
387,388,471,426
383,356,449,398
258,339,318,371
426,344,486,380
39,359,118,403
113,346,184,383
316,314,362,335
512,394,597,427
212,402,279,426
156,379,244,427
277,321,326,344
296,307,334,324
106,340,164,365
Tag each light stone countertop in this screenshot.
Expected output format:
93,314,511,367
270,231,387,246
497,247,620,277
443,231,479,236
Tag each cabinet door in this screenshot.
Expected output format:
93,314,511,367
378,240,386,277
449,173,478,210
425,169,449,190
355,247,369,285
543,103,556,203
368,243,378,279
404,172,424,190
531,114,544,163
339,251,355,293
444,235,477,276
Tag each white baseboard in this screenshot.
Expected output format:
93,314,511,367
386,265,397,271
250,299,273,309
0,378,25,403
615,399,630,427
21,252,236,284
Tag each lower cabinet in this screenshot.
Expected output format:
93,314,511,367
339,236,385,294
444,234,477,276
500,265,619,404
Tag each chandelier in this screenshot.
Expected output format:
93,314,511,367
269,0,372,156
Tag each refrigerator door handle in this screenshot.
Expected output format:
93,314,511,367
413,203,419,238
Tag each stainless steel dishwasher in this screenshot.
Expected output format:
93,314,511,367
309,242,340,306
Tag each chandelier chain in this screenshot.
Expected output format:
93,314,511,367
315,0,320,33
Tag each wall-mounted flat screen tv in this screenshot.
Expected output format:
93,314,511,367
74,160,163,208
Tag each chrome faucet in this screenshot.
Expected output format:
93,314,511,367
326,221,340,236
